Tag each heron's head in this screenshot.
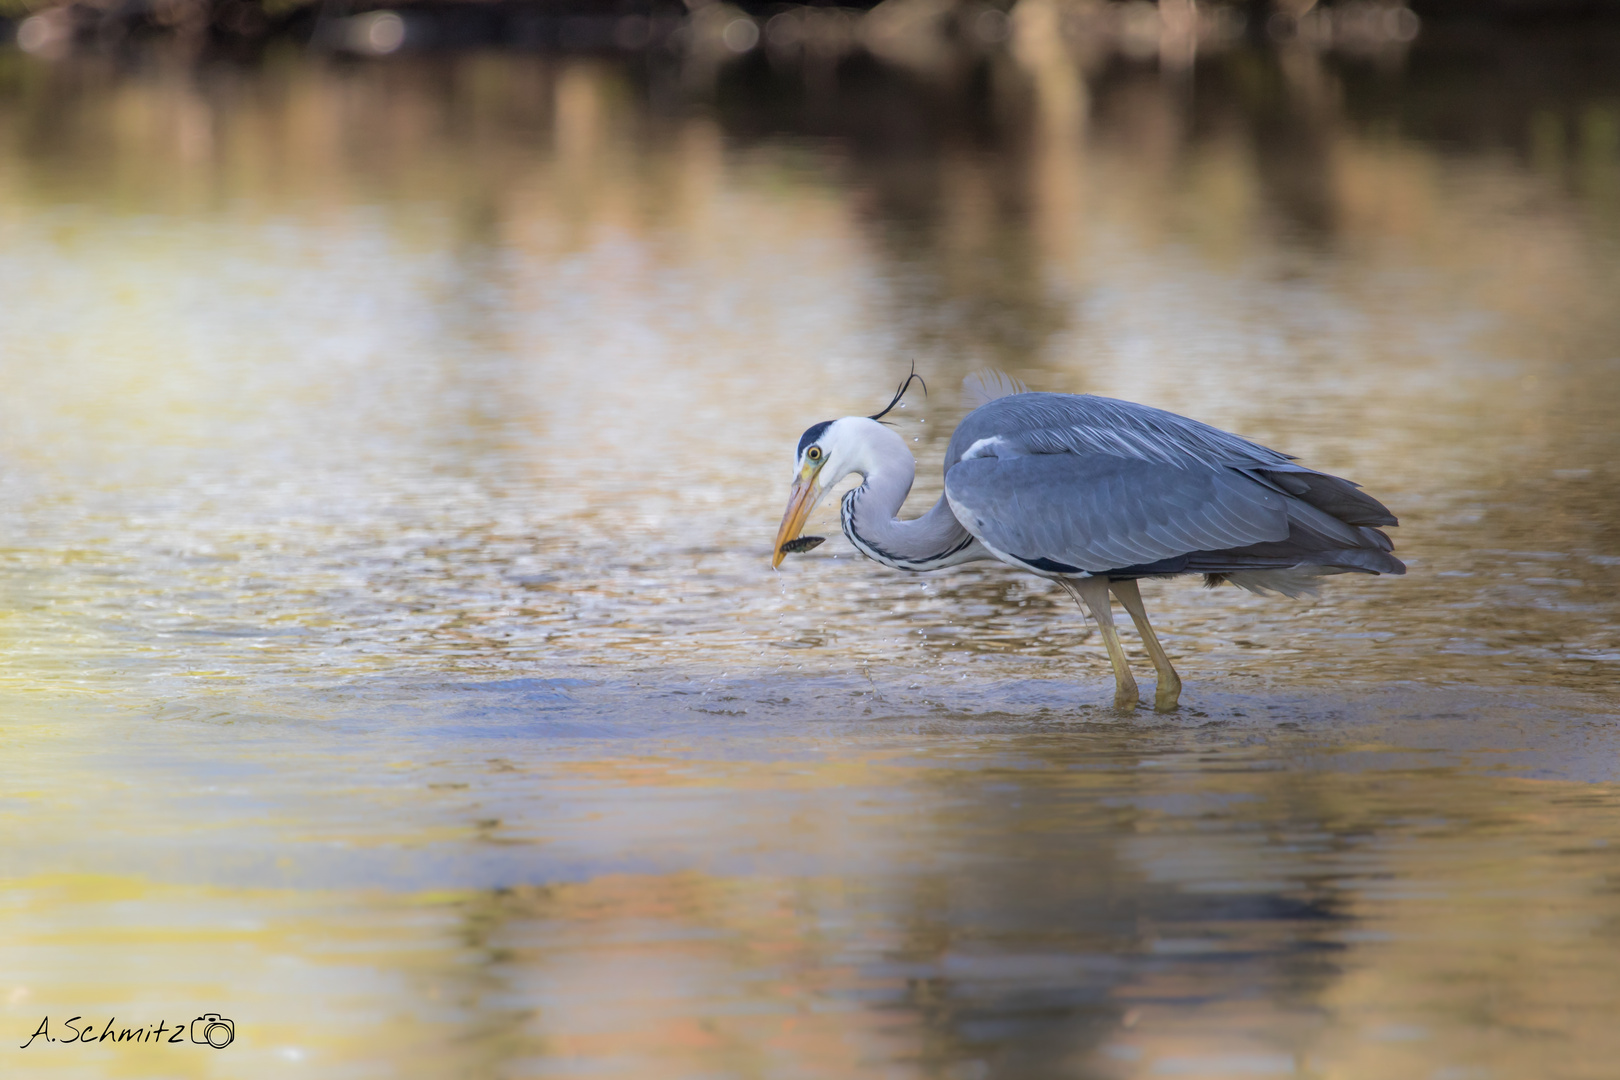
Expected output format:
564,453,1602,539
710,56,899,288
771,415,907,567
772,371,926,568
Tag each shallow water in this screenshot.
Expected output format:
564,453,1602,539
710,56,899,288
2,37,1620,1079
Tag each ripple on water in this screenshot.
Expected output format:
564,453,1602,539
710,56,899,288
2,43,1620,1080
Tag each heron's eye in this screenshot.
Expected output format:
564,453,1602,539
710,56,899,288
806,446,823,462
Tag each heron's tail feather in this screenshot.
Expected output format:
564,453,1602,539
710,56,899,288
1201,542,1407,597
1205,567,1338,598
963,369,1031,410
1254,468,1399,527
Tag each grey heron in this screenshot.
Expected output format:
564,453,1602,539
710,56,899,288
771,371,1404,711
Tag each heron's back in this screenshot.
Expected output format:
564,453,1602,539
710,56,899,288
940,392,1404,593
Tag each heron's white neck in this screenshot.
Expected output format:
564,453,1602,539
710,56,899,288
830,419,982,572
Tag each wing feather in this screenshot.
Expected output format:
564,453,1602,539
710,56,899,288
946,454,1289,573
946,393,1399,526
940,391,1403,577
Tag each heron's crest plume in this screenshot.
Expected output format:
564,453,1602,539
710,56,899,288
962,369,1031,410
869,365,927,425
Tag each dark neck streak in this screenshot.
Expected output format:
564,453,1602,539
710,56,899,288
840,480,978,573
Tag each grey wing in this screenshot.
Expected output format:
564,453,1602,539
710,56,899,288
945,452,1290,573
944,392,1398,528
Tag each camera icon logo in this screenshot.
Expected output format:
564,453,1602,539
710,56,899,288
190,1014,234,1049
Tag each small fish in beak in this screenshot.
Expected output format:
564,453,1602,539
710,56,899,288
772,472,827,568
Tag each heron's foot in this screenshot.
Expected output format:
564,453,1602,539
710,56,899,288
1154,673,1182,713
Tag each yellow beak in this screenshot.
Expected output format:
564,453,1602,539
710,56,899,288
772,474,821,568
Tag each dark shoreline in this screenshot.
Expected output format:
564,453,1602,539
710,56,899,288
10,0,1620,67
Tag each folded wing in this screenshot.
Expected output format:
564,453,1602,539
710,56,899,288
946,454,1287,572
942,393,1404,579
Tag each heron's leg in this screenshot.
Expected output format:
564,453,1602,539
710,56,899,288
1109,578,1182,712
1062,577,1139,710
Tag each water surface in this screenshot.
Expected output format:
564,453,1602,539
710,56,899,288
2,37,1620,1080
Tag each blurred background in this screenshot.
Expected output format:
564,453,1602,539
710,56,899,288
3,2,1620,1079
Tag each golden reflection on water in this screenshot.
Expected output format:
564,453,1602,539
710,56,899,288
1,39,1619,1080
